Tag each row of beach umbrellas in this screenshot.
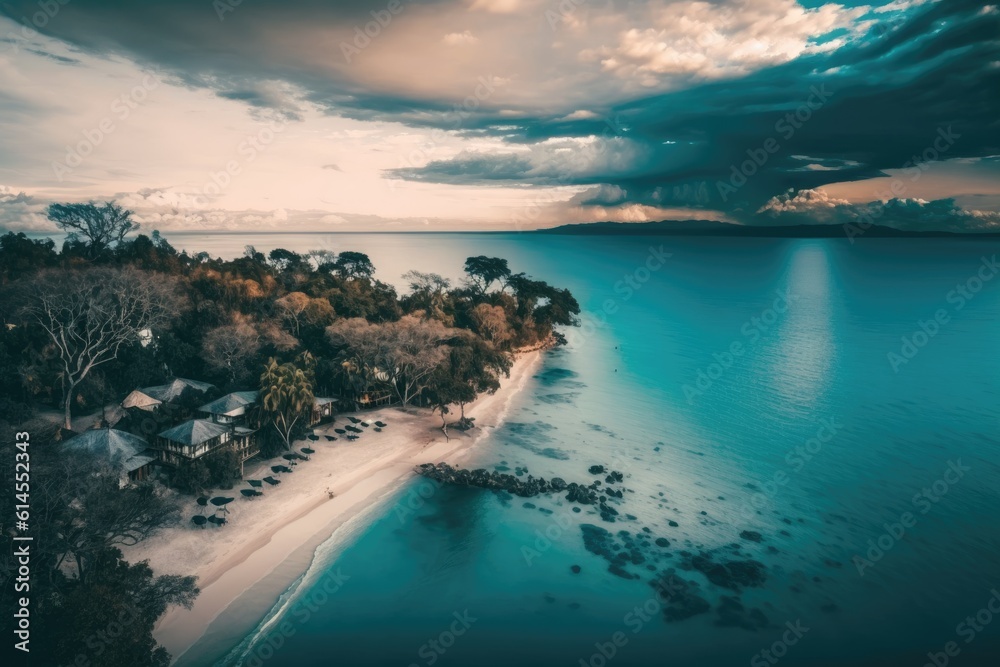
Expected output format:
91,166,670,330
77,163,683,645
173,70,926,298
190,415,389,529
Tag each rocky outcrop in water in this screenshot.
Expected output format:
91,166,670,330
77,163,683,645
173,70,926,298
414,462,626,507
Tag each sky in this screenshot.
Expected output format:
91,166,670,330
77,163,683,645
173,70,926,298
0,0,998,233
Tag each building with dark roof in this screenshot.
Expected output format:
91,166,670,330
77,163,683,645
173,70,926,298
61,428,155,486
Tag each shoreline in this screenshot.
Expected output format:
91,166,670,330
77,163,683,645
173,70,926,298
133,348,545,664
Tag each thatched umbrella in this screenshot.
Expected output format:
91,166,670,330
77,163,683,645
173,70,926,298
263,476,281,486
271,465,284,474
207,515,227,527
247,479,262,488
191,515,207,528
241,489,262,499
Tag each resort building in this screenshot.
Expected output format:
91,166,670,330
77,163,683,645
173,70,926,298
152,419,233,467
198,391,261,463
311,396,337,425
121,377,217,412
61,428,156,486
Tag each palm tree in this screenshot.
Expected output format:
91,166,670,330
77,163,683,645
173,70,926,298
260,358,314,450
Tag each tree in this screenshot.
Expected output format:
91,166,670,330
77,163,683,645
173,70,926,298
463,256,511,295
403,271,453,324
274,291,335,336
260,357,315,450
470,303,512,346
47,201,138,256
378,316,451,406
201,316,262,385
22,267,179,428
334,251,375,280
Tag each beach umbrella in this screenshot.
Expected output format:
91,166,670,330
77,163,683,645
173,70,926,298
191,515,207,528
263,476,280,485
302,447,315,454
278,465,293,473
325,435,337,441
346,425,361,433
247,479,262,488
374,427,382,432
348,416,361,424
271,465,284,474
375,421,387,428
196,496,209,507
282,453,297,461
241,489,262,498
308,434,320,442
207,515,226,526
211,497,235,513
347,434,359,441
334,428,346,434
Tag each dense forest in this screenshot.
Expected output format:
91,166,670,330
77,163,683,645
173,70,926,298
0,202,579,665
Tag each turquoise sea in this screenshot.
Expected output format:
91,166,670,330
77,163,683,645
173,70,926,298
169,233,1000,666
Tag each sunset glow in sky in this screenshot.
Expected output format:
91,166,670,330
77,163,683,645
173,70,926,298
1,0,998,232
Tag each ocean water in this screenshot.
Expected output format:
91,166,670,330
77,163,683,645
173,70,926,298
164,233,1000,667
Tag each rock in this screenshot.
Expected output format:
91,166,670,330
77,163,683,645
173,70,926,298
714,595,769,631
652,574,711,622
740,530,764,543
655,537,670,548
523,502,536,509
689,555,767,591
588,465,606,475
570,565,581,574
668,520,679,527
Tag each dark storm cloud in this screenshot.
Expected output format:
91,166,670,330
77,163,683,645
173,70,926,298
3,0,997,229
392,0,1000,226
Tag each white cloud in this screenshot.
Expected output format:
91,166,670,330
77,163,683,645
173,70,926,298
443,31,479,46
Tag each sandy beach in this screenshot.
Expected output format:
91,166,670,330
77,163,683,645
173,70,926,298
124,349,543,664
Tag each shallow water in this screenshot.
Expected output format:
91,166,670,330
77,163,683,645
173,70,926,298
166,233,1000,667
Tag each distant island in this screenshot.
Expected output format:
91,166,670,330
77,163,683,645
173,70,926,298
535,220,1000,238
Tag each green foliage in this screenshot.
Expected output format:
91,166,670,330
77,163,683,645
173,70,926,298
260,356,315,449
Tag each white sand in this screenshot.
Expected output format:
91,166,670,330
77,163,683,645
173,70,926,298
127,350,542,663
